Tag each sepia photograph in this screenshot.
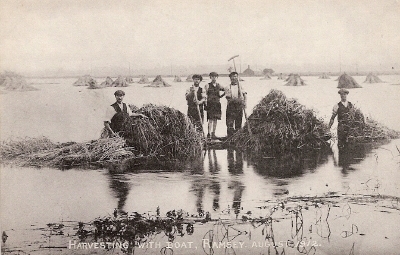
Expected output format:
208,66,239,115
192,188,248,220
1,0,400,254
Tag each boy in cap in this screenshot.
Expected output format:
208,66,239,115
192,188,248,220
103,90,147,137
204,72,225,139
185,74,206,132
225,72,247,137
328,88,355,147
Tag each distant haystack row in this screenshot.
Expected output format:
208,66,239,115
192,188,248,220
337,73,362,88
174,75,182,82
112,76,128,87
364,73,384,83
285,74,305,86
0,72,38,91
319,73,330,79
74,75,97,87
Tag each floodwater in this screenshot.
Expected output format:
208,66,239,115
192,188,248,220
1,75,400,254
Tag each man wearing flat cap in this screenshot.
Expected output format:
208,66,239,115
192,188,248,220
225,72,247,137
103,90,146,137
328,88,354,146
186,74,206,132
204,72,225,139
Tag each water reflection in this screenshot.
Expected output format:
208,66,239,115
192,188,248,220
248,149,330,178
106,171,131,212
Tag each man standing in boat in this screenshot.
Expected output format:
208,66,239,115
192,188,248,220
103,90,146,137
185,74,206,132
225,72,247,138
328,88,361,147
204,72,225,139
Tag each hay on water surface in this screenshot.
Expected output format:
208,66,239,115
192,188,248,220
319,73,331,79
364,73,384,83
137,75,150,84
0,72,38,91
230,90,329,155
285,74,305,86
173,75,182,82
73,75,96,86
186,75,193,82
147,75,171,87
337,73,362,88
112,76,128,87
340,107,400,143
0,136,133,168
121,104,202,159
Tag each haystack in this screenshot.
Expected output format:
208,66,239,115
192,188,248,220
148,75,171,87
137,75,150,84
364,73,384,83
0,72,37,91
186,75,193,82
231,90,329,155
174,75,182,82
100,77,114,87
121,104,202,159
260,74,272,80
112,76,128,87
74,75,96,86
125,76,134,83
88,81,106,89
337,73,362,88
319,73,331,79
277,73,286,80
285,74,305,86
339,107,399,143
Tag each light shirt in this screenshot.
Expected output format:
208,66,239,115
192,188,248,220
105,102,133,122
185,85,207,102
224,83,246,100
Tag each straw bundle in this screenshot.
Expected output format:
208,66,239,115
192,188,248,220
137,75,150,84
0,137,133,168
74,75,96,86
342,107,400,142
122,104,202,159
174,75,182,82
337,73,362,88
0,72,37,91
148,75,171,87
230,90,329,155
284,74,305,86
112,76,128,87
364,73,384,83
100,76,114,87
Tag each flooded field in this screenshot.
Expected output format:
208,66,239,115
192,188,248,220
1,75,400,254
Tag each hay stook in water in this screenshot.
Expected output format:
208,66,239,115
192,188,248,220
364,73,384,83
284,73,306,86
337,73,362,88
112,76,128,87
173,75,182,82
230,89,330,156
147,75,171,87
137,75,150,84
0,71,38,91
73,75,97,87
318,73,331,79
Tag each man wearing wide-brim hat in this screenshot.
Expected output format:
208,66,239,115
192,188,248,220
328,88,353,147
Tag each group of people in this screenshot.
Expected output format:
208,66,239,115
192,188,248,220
185,71,247,139
103,74,356,146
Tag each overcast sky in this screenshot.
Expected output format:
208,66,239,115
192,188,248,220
1,0,399,75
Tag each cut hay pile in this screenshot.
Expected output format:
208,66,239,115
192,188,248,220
337,73,362,88
231,90,329,155
137,75,150,84
285,74,305,86
0,136,133,168
186,75,193,82
100,76,114,87
319,73,331,79
364,73,384,83
341,107,400,143
0,72,38,91
174,75,182,82
125,76,134,83
260,74,271,80
147,75,171,87
73,75,96,86
112,76,128,87
121,104,202,159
